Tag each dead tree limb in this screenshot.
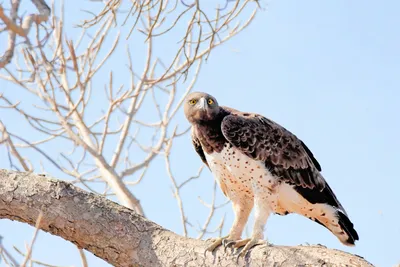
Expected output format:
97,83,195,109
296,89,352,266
0,169,373,267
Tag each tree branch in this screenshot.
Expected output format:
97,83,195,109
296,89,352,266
0,0,50,68
0,121,31,171
0,169,373,267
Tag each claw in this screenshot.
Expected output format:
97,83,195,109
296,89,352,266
223,240,237,252
222,238,230,248
204,235,229,256
204,235,272,258
230,238,271,260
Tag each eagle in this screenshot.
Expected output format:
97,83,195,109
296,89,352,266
184,92,359,257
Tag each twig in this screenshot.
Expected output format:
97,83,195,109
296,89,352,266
78,248,88,267
21,212,43,267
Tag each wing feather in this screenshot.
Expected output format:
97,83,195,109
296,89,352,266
220,111,324,190
191,128,209,168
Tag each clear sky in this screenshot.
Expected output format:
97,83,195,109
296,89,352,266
1,0,399,266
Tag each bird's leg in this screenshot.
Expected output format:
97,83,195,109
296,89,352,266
205,198,253,253
226,198,272,258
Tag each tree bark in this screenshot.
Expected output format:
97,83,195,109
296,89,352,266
0,169,372,267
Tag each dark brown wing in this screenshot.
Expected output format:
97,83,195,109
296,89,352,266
191,128,209,168
220,112,324,190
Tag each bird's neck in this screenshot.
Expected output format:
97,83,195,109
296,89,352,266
197,107,229,126
194,108,230,154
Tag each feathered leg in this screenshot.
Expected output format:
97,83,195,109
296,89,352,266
226,196,271,257
206,197,253,252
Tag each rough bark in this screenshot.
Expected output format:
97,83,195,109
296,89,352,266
0,169,372,267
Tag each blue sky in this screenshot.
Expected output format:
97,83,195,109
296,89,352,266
1,0,399,266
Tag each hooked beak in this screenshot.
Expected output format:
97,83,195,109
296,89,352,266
198,97,207,110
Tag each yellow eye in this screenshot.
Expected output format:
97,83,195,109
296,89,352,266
189,99,197,105
208,99,214,105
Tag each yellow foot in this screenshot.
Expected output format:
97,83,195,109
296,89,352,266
204,235,237,255
225,238,271,259
205,236,225,252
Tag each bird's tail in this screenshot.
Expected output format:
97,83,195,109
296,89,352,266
277,183,359,246
311,206,359,246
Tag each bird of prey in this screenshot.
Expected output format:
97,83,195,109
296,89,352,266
184,92,359,257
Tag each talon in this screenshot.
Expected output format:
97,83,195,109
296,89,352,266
238,247,252,259
204,235,230,255
222,238,230,248
205,237,223,252
232,238,251,248
233,238,268,259
223,240,237,252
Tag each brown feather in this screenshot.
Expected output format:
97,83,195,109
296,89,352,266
220,107,324,190
191,129,209,168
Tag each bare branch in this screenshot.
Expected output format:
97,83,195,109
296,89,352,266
0,169,374,267
0,237,19,267
78,248,88,267
0,0,50,68
0,120,30,171
21,212,43,267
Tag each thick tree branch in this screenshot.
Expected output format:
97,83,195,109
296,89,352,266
0,169,373,267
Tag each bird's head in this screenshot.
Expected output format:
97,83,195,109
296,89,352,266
184,92,220,124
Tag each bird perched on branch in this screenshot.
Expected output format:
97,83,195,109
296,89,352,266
184,92,359,257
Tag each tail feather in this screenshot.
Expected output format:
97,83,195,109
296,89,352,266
312,207,359,246
277,183,359,246
336,210,359,245
293,180,359,245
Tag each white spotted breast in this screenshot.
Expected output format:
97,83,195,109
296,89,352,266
204,144,278,199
